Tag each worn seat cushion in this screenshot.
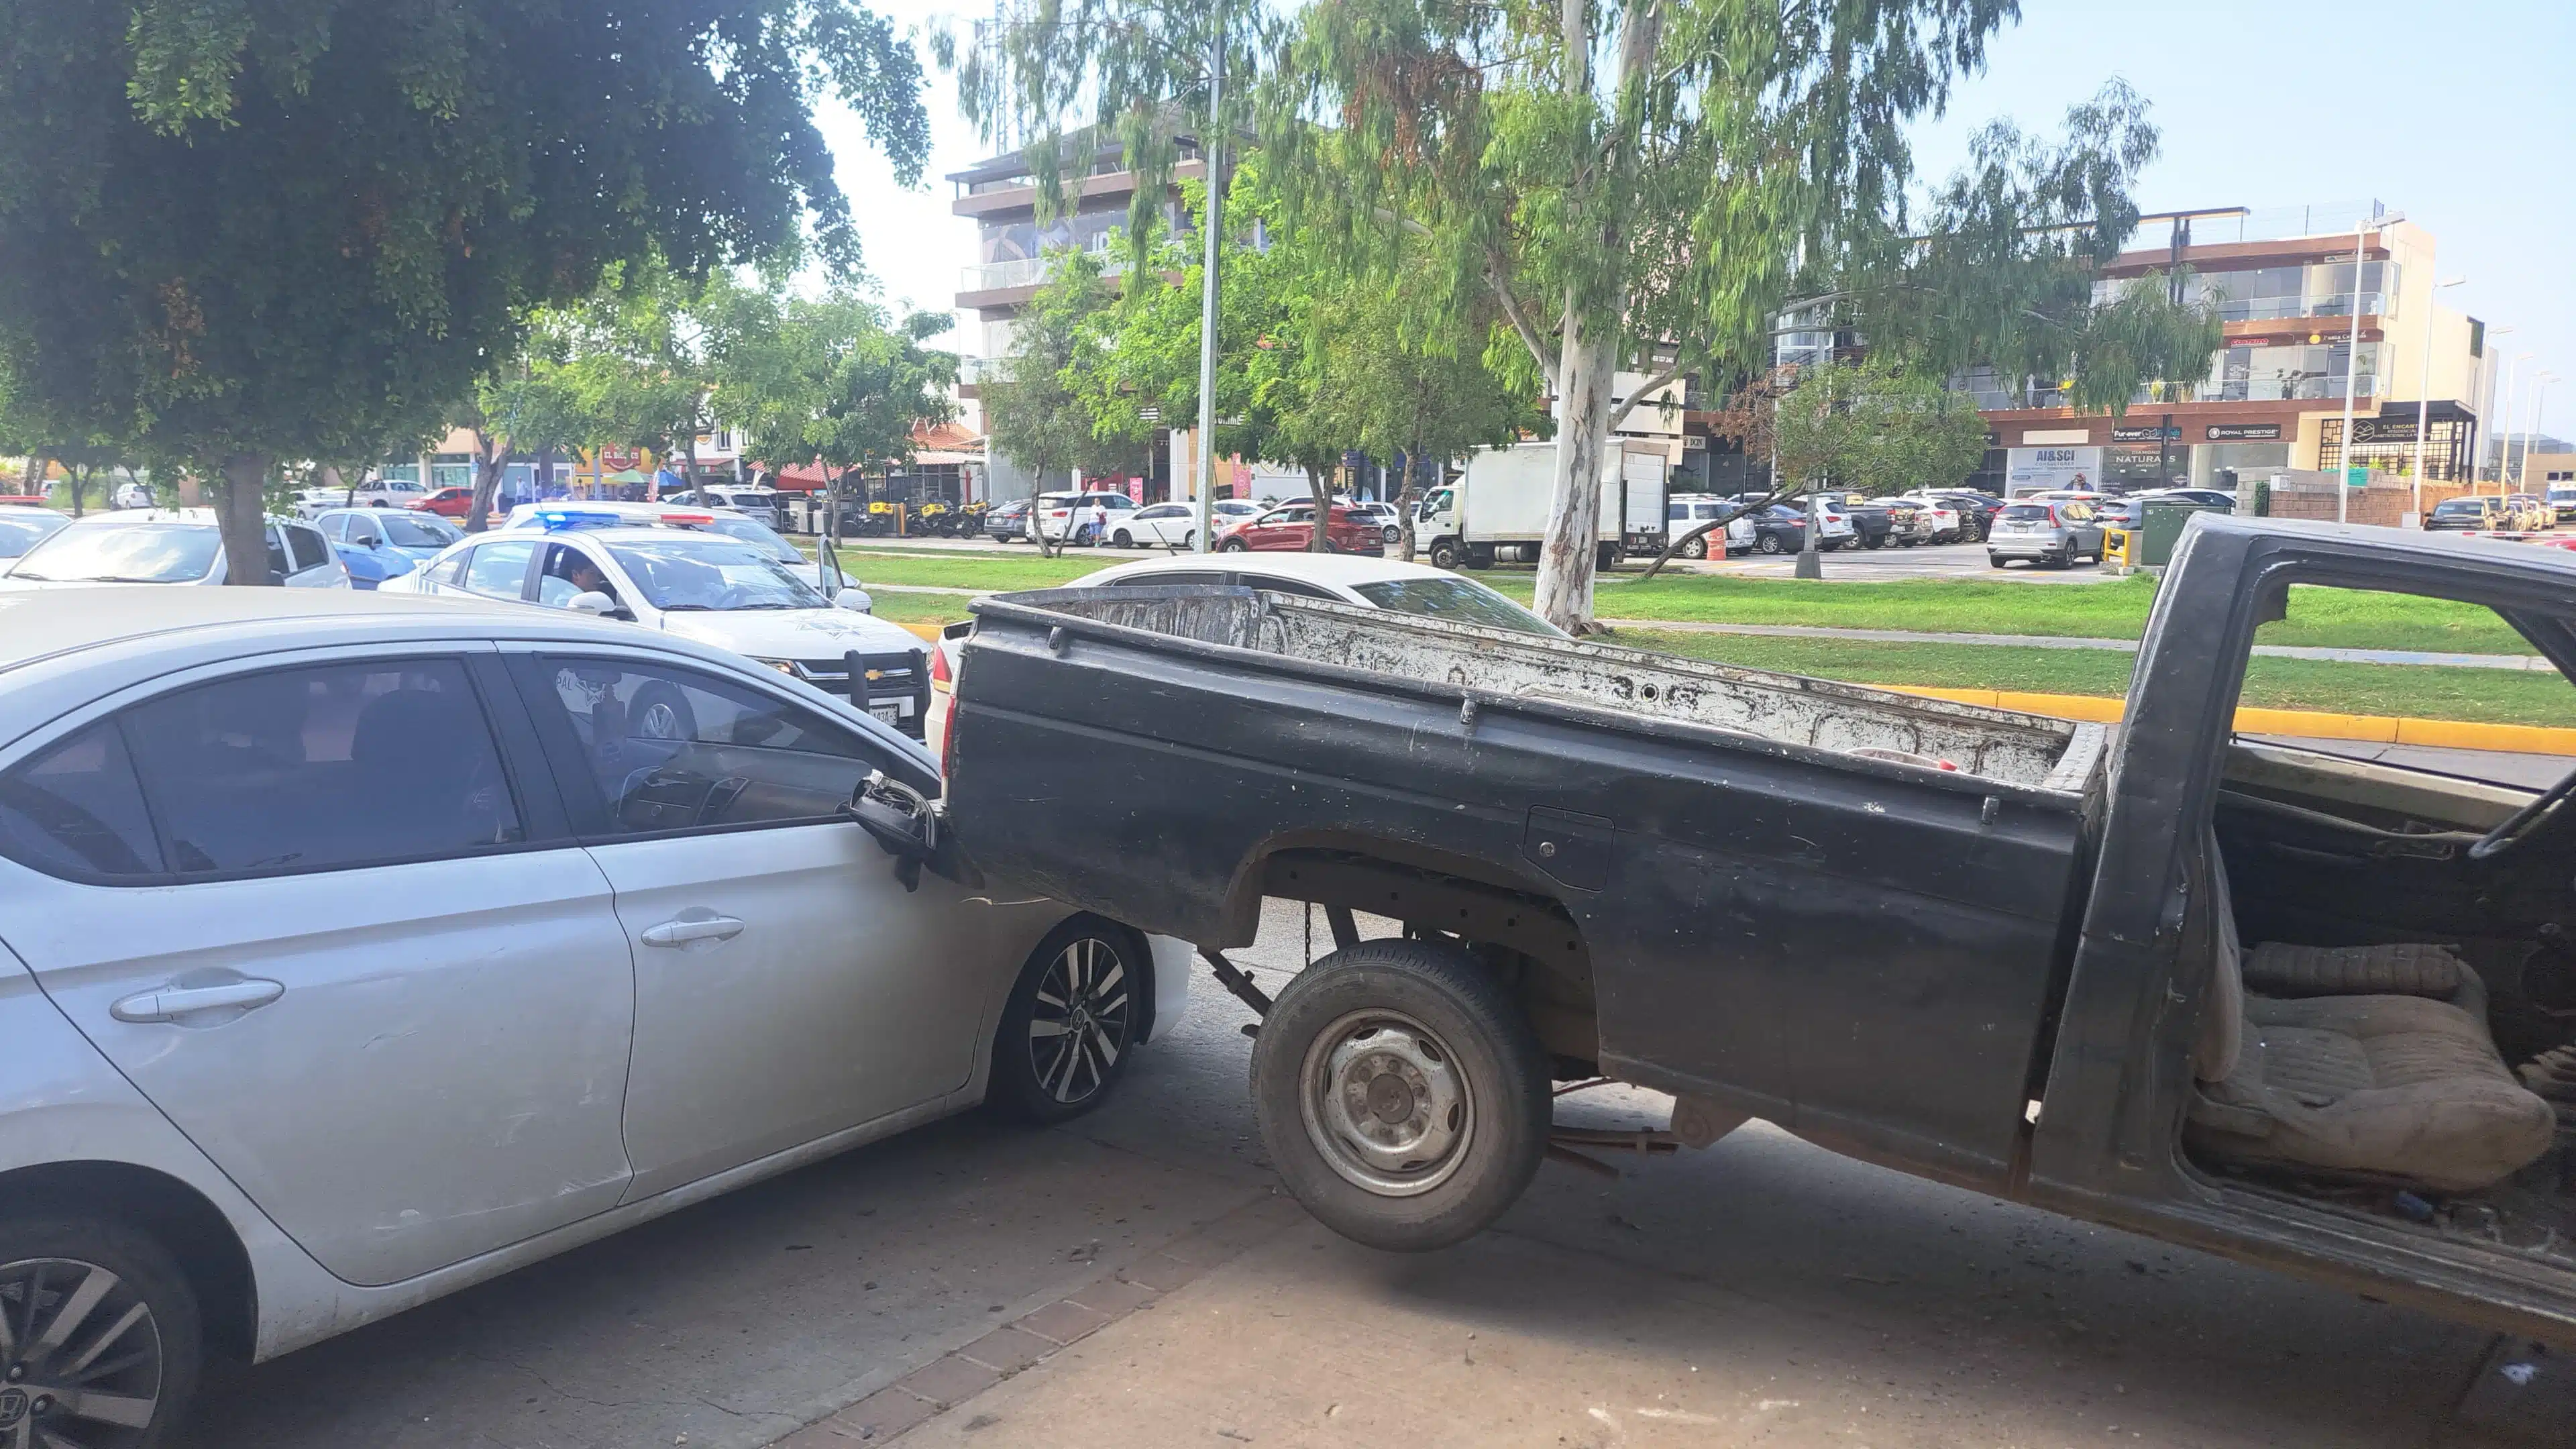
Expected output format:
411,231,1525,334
2240,941,2469,999
2190,978,2559,1193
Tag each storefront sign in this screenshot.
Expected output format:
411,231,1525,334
2005,445,2102,496
2351,417,2420,443
2110,425,2183,442
2021,428,2090,445
2205,423,2282,441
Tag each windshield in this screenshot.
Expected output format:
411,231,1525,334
381,514,460,548
1999,504,2054,522
1349,576,1566,637
0,513,64,557
2434,500,2485,515
699,515,802,561
9,522,221,582
604,535,825,611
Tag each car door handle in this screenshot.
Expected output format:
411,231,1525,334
111,978,284,1023
640,915,745,948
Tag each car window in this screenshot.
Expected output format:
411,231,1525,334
699,516,802,561
0,721,165,880
1348,577,1564,636
463,539,537,598
0,513,60,557
421,551,469,587
382,513,458,549
517,657,879,835
2060,503,2094,521
341,515,382,545
286,525,331,572
2000,504,2051,521
264,526,291,580
1137,504,1184,520
602,535,822,611
119,659,523,878
1237,575,1340,601
536,543,606,606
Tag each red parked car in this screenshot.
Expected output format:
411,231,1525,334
408,486,476,519
1216,501,1385,553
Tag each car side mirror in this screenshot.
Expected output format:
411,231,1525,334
835,586,874,614
568,590,620,617
844,771,977,892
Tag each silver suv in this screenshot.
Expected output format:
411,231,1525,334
1986,499,2106,570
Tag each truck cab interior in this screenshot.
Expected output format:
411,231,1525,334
2184,586,2576,1271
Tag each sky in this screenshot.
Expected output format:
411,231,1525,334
814,0,2576,440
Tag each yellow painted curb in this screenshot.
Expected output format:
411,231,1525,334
896,622,943,642
1880,685,2576,757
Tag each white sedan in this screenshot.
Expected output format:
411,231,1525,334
390,515,931,735
0,508,347,588
1110,501,1200,549
927,553,1562,751
0,587,1188,1443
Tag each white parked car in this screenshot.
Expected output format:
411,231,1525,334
500,499,828,590
1664,494,1757,558
1108,501,1200,549
0,504,70,561
292,476,434,516
0,508,347,589
0,587,1188,1443
926,553,1563,754
389,513,928,735
1888,492,1964,543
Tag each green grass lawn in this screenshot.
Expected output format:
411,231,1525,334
866,590,979,629
1621,631,2575,727
820,543,2531,655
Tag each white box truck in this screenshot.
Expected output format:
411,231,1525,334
1414,441,1668,571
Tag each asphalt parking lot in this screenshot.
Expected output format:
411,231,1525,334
186,900,2572,1449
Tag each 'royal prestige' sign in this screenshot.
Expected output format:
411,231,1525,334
2205,423,2282,441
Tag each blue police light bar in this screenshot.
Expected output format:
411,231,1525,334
533,508,623,531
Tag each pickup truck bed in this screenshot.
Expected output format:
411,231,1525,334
949,586,2106,1188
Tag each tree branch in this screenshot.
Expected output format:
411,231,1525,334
1486,252,1553,379
1604,356,1690,431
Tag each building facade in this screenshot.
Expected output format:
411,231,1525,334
949,137,1204,504
1775,203,2490,500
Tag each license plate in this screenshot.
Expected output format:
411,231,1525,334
870,703,900,724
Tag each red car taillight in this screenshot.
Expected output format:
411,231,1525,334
929,641,953,690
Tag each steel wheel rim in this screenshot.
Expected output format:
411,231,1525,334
0,1256,164,1448
1028,936,1132,1105
1299,1009,1474,1198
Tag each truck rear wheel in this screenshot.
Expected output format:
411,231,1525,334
1251,939,1550,1252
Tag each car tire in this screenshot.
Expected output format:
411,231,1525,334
1428,539,1460,570
1183,532,1195,551
1220,537,1248,553
628,682,698,741
1680,535,1707,559
1859,535,1883,549
1988,553,2006,568
1251,938,1551,1253
989,915,1148,1124
1756,533,1784,555
0,1212,204,1448
1112,529,1134,548
2047,543,2074,570
1383,526,1401,545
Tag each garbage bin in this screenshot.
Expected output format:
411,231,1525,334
2140,500,2222,567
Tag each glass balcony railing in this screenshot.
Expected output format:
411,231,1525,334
1950,374,2380,411
2214,291,2390,323
959,252,1128,293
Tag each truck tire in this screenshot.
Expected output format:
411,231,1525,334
1251,938,1551,1253
0,1212,204,1447
1428,539,1460,570
1596,541,1620,572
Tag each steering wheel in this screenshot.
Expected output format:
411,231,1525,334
2469,769,2576,861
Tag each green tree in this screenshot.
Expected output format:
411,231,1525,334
1263,11,2224,629
0,0,928,583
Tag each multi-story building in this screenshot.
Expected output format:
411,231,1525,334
949,133,1208,503
1778,203,2491,500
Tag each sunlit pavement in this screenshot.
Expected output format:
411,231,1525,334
186,901,2568,1448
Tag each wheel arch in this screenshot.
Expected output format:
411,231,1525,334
0,1160,256,1361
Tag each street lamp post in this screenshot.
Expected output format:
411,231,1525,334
2409,275,2467,524
1190,11,1225,555
2334,210,2401,523
2518,373,2557,492
2493,351,2534,490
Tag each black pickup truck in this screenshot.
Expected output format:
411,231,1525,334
918,515,2576,1345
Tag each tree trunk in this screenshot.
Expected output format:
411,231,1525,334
1395,449,1419,562
1534,320,1615,631
62,465,85,518
319,464,354,508
1304,465,1333,552
467,432,513,533
214,452,274,586
19,453,44,498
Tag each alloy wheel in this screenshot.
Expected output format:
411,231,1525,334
1027,936,1134,1106
0,1257,164,1448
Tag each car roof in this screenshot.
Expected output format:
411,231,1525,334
1076,553,1473,589
50,507,305,529
0,585,630,676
